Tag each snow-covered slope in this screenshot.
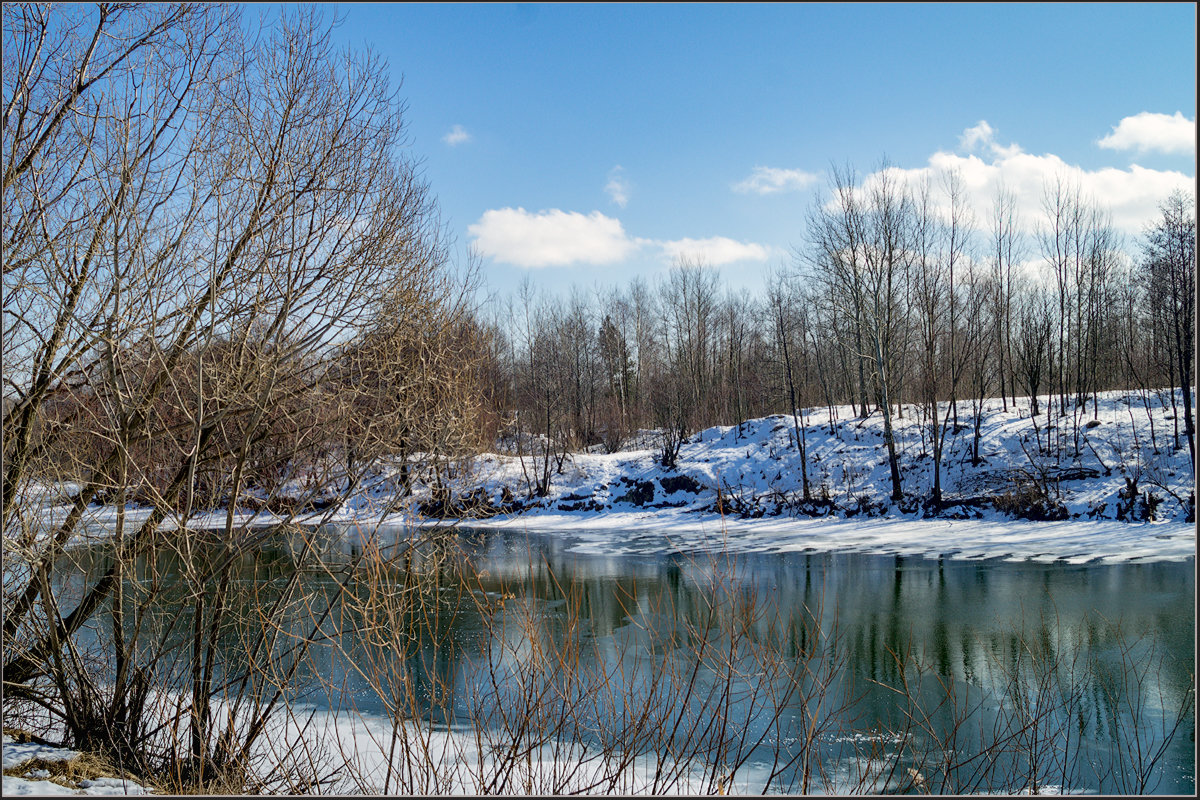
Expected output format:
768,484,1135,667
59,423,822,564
363,389,1193,564
455,389,1194,526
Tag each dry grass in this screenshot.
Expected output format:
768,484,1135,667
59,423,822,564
155,764,251,796
2,751,139,790
3,727,163,793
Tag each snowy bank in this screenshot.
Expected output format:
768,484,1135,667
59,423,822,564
404,389,1194,564
456,390,1194,523
2,735,151,796
11,390,1195,566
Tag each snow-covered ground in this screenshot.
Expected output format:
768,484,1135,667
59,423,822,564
0,712,935,796
419,389,1195,564
2,736,151,796
462,390,1194,519
0,700,847,795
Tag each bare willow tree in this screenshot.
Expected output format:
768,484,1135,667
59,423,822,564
3,4,479,790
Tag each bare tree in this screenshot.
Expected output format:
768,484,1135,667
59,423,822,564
4,5,479,788
657,257,720,449
804,166,895,493
989,183,1024,411
1037,177,1124,458
1014,286,1053,421
766,269,812,499
847,162,910,502
909,174,974,505
1140,190,1196,469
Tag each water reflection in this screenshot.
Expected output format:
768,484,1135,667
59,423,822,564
59,523,1194,794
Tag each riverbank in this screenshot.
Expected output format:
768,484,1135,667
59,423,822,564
12,390,1195,566
36,486,1195,566
448,390,1195,525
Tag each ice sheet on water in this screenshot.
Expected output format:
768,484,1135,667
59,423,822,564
459,512,1194,564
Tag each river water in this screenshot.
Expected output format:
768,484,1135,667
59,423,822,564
58,522,1195,794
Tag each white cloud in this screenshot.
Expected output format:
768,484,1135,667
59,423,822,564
659,236,769,266
957,120,1022,159
605,166,630,208
1098,111,1195,155
845,122,1194,235
467,208,640,268
958,120,995,152
733,166,819,195
468,208,772,269
442,124,471,146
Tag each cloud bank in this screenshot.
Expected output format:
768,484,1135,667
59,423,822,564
470,115,1192,271
848,120,1193,235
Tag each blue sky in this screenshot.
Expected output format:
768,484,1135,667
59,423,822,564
327,2,1197,297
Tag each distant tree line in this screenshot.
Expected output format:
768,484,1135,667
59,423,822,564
479,172,1195,502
